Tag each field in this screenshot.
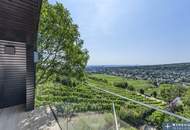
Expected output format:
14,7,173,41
90,74,158,94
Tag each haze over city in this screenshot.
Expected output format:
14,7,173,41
49,0,190,65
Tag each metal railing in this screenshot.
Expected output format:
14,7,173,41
88,83,190,122
42,83,190,130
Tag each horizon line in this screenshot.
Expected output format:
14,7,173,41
87,62,190,67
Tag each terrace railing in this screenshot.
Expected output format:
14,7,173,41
50,102,121,130
89,84,190,122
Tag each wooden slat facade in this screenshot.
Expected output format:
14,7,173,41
26,45,35,110
0,0,42,110
0,40,26,108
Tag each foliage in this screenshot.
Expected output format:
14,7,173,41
88,76,109,84
36,73,190,129
128,85,135,91
37,0,89,86
55,76,78,87
173,102,184,112
160,85,187,102
146,111,166,129
152,91,157,98
182,89,190,106
118,104,147,127
36,81,124,112
114,82,128,89
88,74,167,109
139,89,145,94
153,81,160,87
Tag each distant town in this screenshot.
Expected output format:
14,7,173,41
86,63,190,85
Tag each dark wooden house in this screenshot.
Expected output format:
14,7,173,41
0,0,42,111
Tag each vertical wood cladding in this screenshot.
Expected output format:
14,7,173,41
0,40,26,108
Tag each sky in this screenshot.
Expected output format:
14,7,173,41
49,0,190,65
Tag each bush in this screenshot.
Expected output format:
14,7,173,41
89,76,108,84
160,85,187,102
55,76,78,87
152,91,157,98
139,89,144,94
128,85,135,91
114,82,128,89
153,81,160,87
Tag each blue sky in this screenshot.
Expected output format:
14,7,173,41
49,0,190,65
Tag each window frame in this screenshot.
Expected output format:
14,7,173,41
4,45,15,55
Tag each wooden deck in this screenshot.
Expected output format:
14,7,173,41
0,105,60,130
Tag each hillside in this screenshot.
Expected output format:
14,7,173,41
36,73,190,129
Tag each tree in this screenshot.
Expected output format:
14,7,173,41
182,89,190,106
152,91,157,98
37,0,89,86
153,81,160,87
114,82,128,89
128,85,135,91
139,89,144,94
160,85,187,102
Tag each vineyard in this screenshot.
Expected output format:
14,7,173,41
88,76,166,109
36,74,190,129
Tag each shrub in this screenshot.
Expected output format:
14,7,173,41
114,82,128,89
128,85,135,91
89,76,108,84
152,91,157,98
139,89,144,94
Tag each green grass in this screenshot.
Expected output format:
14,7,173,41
127,79,154,89
91,74,155,91
91,74,126,82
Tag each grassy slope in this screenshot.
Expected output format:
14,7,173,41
36,73,190,129
92,74,155,92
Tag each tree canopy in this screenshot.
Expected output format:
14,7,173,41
37,0,89,86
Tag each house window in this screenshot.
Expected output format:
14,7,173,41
5,46,15,55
